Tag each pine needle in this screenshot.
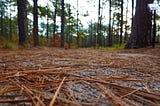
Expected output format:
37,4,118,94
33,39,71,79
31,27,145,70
49,77,66,106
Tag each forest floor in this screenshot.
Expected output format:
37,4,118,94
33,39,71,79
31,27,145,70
0,46,160,106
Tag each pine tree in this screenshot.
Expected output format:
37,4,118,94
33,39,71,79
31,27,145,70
17,0,28,46
33,0,39,46
126,0,154,48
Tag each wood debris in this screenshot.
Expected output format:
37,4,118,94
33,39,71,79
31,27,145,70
0,47,160,106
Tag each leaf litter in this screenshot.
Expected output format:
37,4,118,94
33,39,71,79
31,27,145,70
0,47,160,106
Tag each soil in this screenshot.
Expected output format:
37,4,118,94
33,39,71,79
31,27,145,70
0,46,160,106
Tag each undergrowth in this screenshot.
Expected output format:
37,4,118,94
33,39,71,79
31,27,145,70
1,41,18,50
91,44,126,50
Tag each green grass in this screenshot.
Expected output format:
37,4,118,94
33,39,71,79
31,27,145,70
91,43,126,50
1,41,18,50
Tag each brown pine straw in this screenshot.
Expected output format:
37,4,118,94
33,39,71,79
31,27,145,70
10,78,46,106
96,83,127,106
49,77,66,106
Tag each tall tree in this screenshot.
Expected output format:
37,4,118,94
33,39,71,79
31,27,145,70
97,0,102,46
46,3,49,46
0,0,4,37
33,0,39,46
53,0,58,42
120,0,123,45
9,0,12,40
17,0,28,46
68,1,71,48
131,0,134,24
126,0,154,48
61,0,65,48
108,0,112,46
124,0,129,43
76,0,79,47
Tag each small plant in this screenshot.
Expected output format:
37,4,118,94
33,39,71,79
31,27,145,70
2,41,18,50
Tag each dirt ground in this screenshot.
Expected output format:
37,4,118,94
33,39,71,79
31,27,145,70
0,46,160,106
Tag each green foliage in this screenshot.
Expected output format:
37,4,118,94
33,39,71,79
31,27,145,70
0,41,18,50
91,43,126,50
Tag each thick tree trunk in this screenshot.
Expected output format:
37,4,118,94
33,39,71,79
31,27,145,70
126,0,153,48
33,0,39,46
17,0,28,46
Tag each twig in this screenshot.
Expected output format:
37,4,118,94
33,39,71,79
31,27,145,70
96,83,127,106
13,78,46,106
120,88,140,98
49,77,66,106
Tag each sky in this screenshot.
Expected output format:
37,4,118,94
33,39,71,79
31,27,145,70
32,0,134,28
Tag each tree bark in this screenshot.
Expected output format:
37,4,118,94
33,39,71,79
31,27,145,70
0,1,4,37
126,0,153,48
53,0,58,42
108,0,112,46
120,0,123,45
9,0,12,40
17,0,28,46
61,0,65,48
33,0,39,46
76,0,79,47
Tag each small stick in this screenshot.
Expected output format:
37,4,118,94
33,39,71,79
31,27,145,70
49,77,66,106
120,89,140,98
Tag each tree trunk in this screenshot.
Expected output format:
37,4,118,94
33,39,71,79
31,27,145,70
126,0,153,48
9,0,12,40
53,0,57,42
33,0,39,46
97,0,101,46
132,0,134,24
124,0,129,43
0,1,4,37
68,3,71,48
17,0,28,46
76,0,79,47
46,4,49,46
61,0,65,48
108,0,112,46
120,0,123,45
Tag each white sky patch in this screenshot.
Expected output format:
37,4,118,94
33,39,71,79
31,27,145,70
27,0,135,28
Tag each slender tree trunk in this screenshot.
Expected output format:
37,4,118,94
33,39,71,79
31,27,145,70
108,0,112,46
0,1,4,37
9,0,12,40
89,21,93,47
132,0,134,25
124,0,129,43
61,0,65,48
100,14,102,46
68,2,71,48
97,0,101,46
76,0,79,47
152,10,156,48
33,0,39,46
120,0,123,45
17,0,28,46
4,11,8,39
53,0,57,42
126,0,154,48
46,4,49,46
